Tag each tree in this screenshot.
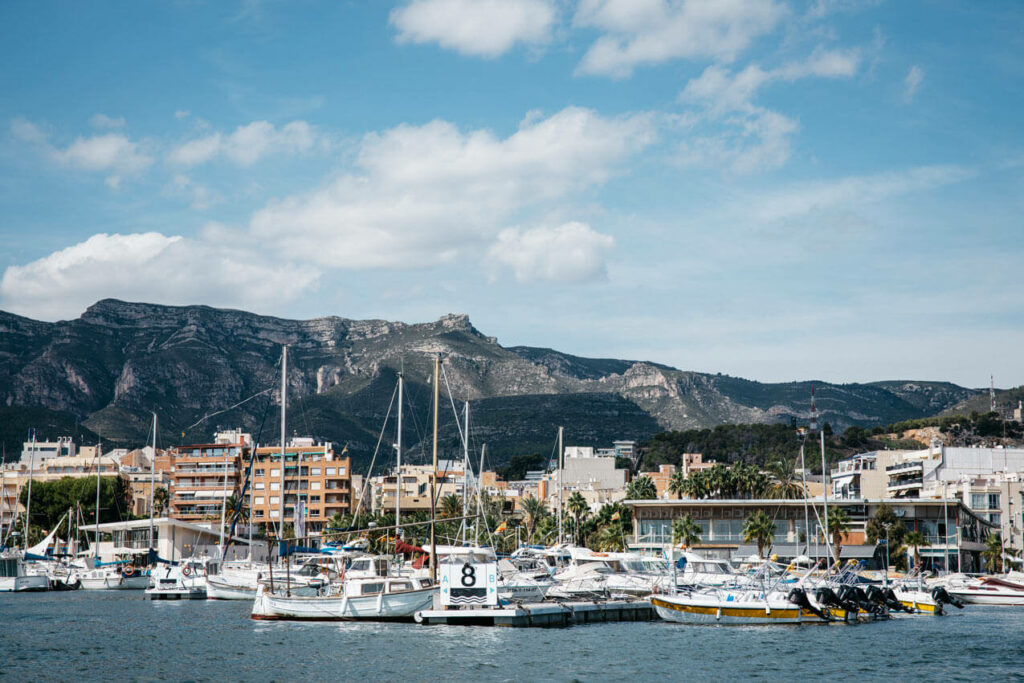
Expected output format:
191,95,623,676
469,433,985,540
440,494,462,519
520,496,548,541
672,514,702,548
19,475,133,531
668,469,687,499
904,530,931,570
827,507,851,565
225,492,247,521
865,503,906,545
743,509,775,558
153,486,169,517
763,459,804,500
983,533,1005,574
566,492,589,545
594,524,625,551
625,475,657,500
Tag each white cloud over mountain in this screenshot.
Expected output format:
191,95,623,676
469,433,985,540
487,222,615,282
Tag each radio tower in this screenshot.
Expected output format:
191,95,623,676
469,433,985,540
809,387,818,433
990,375,996,413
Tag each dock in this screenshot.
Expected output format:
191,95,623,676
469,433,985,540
415,599,655,627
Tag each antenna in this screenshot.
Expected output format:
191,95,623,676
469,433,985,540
991,375,996,413
809,386,818,433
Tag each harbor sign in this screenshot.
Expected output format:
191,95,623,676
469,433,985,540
440,561,498,607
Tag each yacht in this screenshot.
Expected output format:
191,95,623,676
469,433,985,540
0,551,50,592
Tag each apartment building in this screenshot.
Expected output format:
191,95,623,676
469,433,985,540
249,438,352,536
157,431,249,524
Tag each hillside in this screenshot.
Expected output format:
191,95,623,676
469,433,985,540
0,299,982,470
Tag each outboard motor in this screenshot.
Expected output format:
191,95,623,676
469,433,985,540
787,587,830,621
836,584,873,614
865,585,897,614
932,585,965,609
881,587,913,613
815,586,859,617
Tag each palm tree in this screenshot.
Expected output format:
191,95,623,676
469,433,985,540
827,507,851,565
566,492,589,545
520,495,548,541
904,530,931,570
625,475,657,500
668,469,688,499
672,514,702,548
153,486,169,516
764,459,804,500
595,524,625,552
983,533,1004,574
743,509,775,558
440,494,461,519
225,492,247,520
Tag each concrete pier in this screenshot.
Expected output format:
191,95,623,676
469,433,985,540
415,599,654,627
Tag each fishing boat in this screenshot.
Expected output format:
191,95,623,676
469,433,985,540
77,561,150,590
251,574,436,621
0,550,50,592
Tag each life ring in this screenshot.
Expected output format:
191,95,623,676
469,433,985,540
182,566,192,577
123,565,136,577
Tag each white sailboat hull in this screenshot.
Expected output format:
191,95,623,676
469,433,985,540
206,576,258,601
79,574,150,590
252,586,437,621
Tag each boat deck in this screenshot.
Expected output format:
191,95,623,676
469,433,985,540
415,599,654,627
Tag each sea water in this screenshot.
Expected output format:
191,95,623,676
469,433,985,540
1,592,1022,681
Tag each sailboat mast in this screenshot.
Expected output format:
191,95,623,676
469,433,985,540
279,345,287,538
218,442,229,556
557,426,563,545
799,441,810,556
462,401,470,539
430,354,439,584
820,427,832,567
149,413,156,553
396,371,403,536
24,429,36,549
93,439,101,555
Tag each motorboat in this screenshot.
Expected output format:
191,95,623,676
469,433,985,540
251,575,436,621
144,557,215,600
940,574,1024,606
0,551,50,592
652,586,829,625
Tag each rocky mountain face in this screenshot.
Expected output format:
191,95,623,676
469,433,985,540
0,299,981,468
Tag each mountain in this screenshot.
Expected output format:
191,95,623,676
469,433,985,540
0,299,982,469
939,384,1024,418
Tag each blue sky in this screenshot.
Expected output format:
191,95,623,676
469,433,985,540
2,0,1023,387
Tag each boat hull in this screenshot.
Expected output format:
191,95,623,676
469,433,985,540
251,587,437,621
206,578,257,601
0,575,50,592
651,595,822,625
79,575,150,591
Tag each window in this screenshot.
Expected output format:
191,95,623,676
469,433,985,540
254,482,265,490
989,494,1001,510
311,468,321,475
310,482,321,491
338,467,346,476
270,510,279,518
255,469,264,476
270,469,280,478
270,496,280,505
270,482,280,491
971,494,987,510
326,468,336,475
360,582,384,596
309,495,320,503
989,513,1002,526
254,497,265,505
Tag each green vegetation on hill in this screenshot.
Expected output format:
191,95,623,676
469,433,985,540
0,406,102,463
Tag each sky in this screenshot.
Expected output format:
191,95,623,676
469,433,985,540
1,0,1023,388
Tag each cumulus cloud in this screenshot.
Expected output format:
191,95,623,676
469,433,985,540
676,47,860,173
903,64,924,103
390,0,557,58
168,120,322,167
248,106,654,268
573,0,788,78
89,113,126,128
10,118,153,186
0,232,317,320
487,222,615,282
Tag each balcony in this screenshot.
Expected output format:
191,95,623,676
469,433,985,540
886,462,923,474
887,477,923,492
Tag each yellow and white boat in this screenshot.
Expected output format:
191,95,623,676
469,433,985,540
651,587,829,625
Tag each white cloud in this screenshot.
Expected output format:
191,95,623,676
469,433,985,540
167,174,217,210
11,119,153,185
248,107,655,268
175,109,191,120
676,47,860,172
0,232,316,320
904,64,924,103
487,222,615,282
89,113,126,128
168,120,322,167
573,0,788,78
391,0,556,58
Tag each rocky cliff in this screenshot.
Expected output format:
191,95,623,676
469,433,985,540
0,299,980,467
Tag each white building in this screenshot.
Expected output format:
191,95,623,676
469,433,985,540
20,436,76,465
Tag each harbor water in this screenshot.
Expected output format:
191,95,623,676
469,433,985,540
2,592,1023,681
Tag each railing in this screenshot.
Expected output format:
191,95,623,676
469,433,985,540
886,462,922,472
887,477,923,488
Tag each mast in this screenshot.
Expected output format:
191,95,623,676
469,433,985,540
149,413,156,555
218,439,230,557
820,427,832,567
557,426,564,545
93,439,102,556
799,441,810,556
462,401,470,541
24,429,36,550
430,354,439,584
475,444,486,548
396,371,403,537
279,345,287,538
0,456,6,544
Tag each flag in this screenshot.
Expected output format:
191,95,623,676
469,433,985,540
610,511,620,522
495,521,507,533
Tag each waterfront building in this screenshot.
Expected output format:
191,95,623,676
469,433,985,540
624,497,995,572
250,437,352,535
369,461,489,515
90,517,250,564
156,430,250,525
19,436,76,465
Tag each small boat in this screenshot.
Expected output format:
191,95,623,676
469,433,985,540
76,561,150,590
942,574,1024,606
144,558,212,600
652,586,828,625
0,551,50,592
251,575,436,621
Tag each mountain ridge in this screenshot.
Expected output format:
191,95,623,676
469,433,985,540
0,299,983,467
